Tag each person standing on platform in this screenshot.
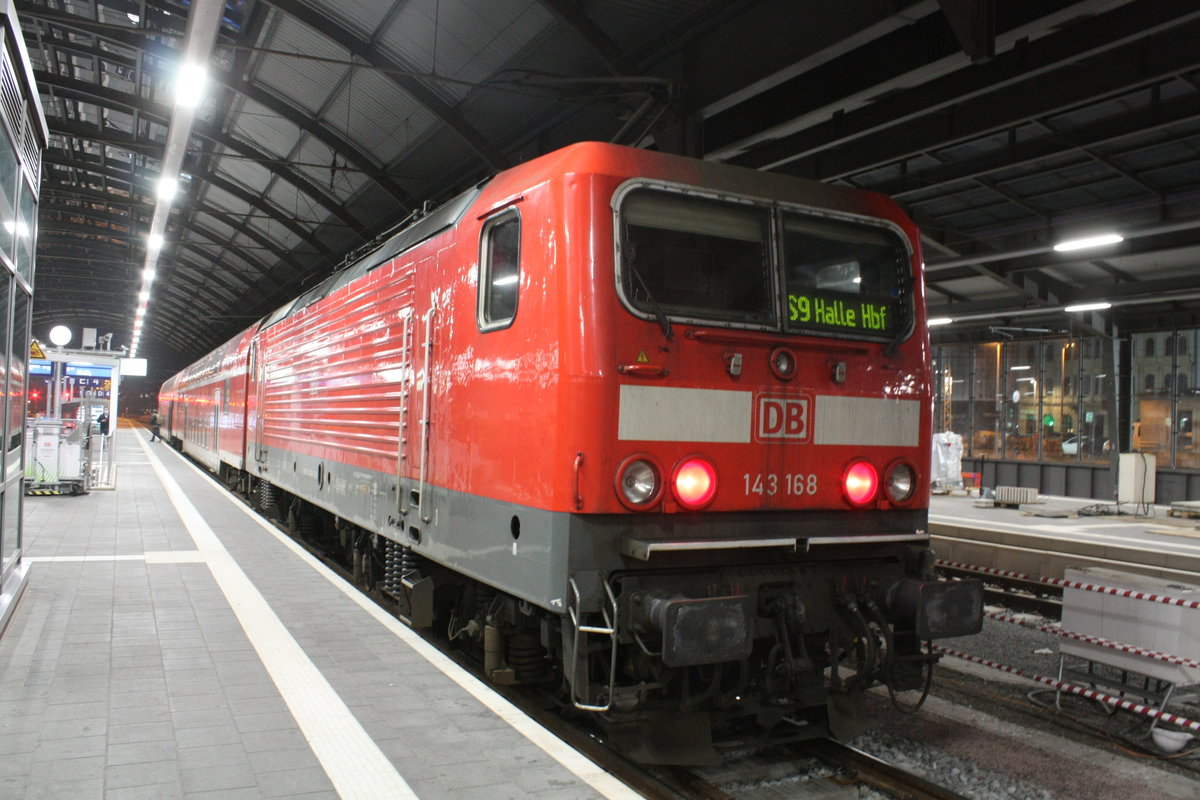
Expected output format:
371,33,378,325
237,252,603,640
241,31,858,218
97,409,110,436
149,410,162,442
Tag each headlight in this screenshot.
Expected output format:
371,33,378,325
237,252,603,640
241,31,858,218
885,462,916,503
769,346,797,380
616,457,661,508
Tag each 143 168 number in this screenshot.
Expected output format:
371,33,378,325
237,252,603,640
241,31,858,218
742,473,817,496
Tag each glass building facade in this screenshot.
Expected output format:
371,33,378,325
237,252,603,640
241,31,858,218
0,1,47,634
934,331,1200,474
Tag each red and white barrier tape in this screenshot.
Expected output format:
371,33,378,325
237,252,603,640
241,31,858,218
985,611,1200,669
937,559,1200,610
934,645,1200,733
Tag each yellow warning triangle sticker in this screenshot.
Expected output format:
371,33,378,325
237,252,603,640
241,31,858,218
636,350,649,363
30,340,45,359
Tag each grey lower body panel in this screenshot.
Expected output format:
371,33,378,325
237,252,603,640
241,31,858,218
250,445,930,615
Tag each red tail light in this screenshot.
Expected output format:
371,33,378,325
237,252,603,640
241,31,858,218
842,461,878,506
672,458,717,509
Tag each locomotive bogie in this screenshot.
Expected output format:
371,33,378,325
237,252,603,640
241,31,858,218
159,142,982,760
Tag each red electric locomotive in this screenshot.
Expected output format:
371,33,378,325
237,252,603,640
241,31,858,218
160,142,981,762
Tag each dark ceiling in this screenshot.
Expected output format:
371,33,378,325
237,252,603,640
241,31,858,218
17,0,1200,385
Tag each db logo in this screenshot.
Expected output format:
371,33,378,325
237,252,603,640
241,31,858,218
756,395,811,441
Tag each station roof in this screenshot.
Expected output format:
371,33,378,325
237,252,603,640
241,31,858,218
18,0,1200,383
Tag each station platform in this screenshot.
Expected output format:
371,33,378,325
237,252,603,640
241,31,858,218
928,490,1200,579
0,429,637,800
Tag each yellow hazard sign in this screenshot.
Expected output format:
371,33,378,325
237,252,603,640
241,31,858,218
636,350,649,363
30,340,45,359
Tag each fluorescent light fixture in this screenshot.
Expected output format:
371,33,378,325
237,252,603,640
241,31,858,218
143,268,156,281
157,176,178,200
175,62,207,108
139,290,151,302
927,317,954,326
1010,365,1031,371
1064,302,1112,313
148,233,164,251
127,13,140,24
1053,233,1123,252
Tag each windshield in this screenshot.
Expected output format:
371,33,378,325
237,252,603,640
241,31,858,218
616,186,912,340
620,190,774,325
781,212,909,338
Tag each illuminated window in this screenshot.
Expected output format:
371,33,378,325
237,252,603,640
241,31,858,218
781,212,909,339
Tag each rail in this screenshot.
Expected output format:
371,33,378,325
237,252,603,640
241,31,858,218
807,739,974,800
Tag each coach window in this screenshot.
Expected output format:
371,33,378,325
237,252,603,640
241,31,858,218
479,211,520,330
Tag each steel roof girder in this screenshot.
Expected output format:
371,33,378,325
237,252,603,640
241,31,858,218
877,90,1200,198
755,2,1200,178
263,0,505,171
33,71,369,234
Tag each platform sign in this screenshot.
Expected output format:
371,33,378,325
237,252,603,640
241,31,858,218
66,375,112,398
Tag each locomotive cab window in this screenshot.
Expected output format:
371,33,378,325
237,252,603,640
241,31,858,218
781,213,910,340
479,210,520,330
619,190,773,325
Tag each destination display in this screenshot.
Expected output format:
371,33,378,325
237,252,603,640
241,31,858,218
787,293,893,333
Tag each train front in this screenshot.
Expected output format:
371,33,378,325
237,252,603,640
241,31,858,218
562,147,982,761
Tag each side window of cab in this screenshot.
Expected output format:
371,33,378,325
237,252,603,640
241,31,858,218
478,210,520,330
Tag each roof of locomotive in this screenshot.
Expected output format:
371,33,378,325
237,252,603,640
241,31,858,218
276,142,914,334
477,141,914,231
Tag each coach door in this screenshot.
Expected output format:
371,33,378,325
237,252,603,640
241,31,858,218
415,301,437,523
396,257,433,522
212,385,221,453
251,339,267,464
395,308,415,516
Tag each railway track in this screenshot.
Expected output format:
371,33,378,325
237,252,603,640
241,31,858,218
938,563,1063,618
641,740,973,800
809,739,974,800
